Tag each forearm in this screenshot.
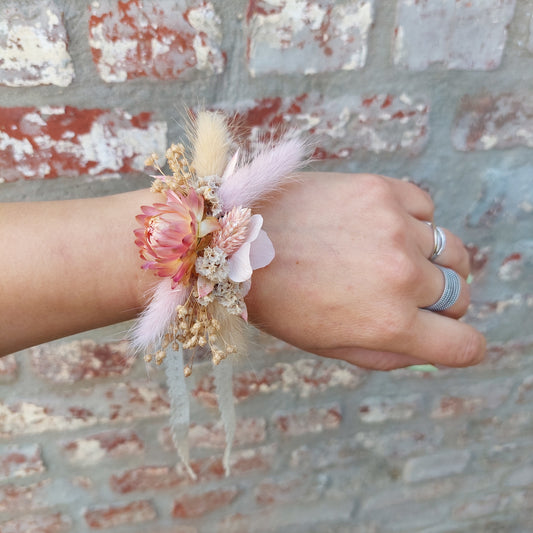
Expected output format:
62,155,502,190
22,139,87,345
0,189,156,356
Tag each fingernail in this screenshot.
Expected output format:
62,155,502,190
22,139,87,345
406,364,439,372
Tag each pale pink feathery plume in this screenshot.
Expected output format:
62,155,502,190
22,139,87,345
131,278,188,353
218,137,308,211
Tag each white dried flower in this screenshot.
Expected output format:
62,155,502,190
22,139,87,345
196,246,228,283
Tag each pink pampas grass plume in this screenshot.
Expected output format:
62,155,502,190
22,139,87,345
218,137,308,211
131,278,188,353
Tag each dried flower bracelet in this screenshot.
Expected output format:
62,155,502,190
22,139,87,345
132,111,307,477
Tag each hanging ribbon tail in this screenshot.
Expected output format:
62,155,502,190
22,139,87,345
164,345,197,480
213,358,236,477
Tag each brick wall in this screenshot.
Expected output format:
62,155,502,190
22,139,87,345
1,0,533,531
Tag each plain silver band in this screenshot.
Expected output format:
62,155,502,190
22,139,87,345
431,226,446,261
424,266,461,312
425,222,446,261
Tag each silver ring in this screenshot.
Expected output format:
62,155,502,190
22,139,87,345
424,266,461,312
425,222,446,261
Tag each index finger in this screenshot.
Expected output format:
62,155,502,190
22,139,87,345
382,176,435,221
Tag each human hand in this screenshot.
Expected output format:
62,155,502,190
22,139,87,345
245,172,486,370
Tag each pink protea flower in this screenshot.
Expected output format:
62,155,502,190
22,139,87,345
135,189,219,286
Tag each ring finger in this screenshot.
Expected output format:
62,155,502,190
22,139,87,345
420,264,471,319
421,222,470,279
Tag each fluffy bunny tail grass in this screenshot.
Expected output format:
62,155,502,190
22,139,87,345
190,111,232,177
218,136,308,211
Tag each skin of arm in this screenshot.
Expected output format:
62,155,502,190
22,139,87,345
0,173,486,369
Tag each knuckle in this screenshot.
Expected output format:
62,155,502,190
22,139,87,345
358,174,393,202
380,248,420,290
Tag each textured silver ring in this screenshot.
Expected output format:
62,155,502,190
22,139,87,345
425,222,447,261
424,266,461,312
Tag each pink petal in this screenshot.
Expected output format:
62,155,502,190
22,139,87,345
228,242,252,283
249,230,275,270
222,149,240,179
198,216,220,237
197,276,215,298
245,214,263,244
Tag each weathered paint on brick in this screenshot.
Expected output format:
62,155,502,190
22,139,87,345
62,429,144,466
0,1,74,87
111,445,276,492
246,0,373,76
0,400,97,439
453,93,533,151
0,106,167,182
0,479,50,513
211,93,429,158
403,450,471,483
393,0,516,70
0,513,72,533
172,487,239,518
358,395,421,423
0,444,45,481
159,417,266,450
255,474,324,506
30,340,133,384
83,500,157,529
273,404,342,436
89,0,224,82
193,357,365,407
0,355,17,383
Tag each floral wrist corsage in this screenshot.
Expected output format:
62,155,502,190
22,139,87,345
132,111,306,477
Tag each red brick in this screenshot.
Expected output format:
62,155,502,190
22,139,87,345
453,493,502,520
88,0,225,83
30,340,133,384
465,244,490,279
0,355,17,383
83,500,157,529
110,465,183,493
0,1,74,87
193,357,365,407
453,93,533,151
254,474,321,506
0,444,45,481
0,106,166,182
62,429,144,466
246,0,373,76
172,487,239,518
403,450,471,483
498,252,524,281
103,381,170,422
159,417,266,450
393,0,515,70
210,93,428,159
0,513,72,533
482,339,533,371
111,445,276,492
0,480,50,513
358,395,421,423
0,400,97,439
273,404,342,436
431,380,512,419
0,379,170,439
